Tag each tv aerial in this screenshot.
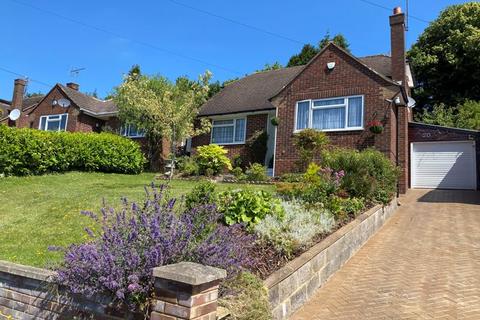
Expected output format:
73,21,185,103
8,108,21,121
70,67,86,78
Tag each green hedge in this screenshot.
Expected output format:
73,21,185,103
0,125,145,176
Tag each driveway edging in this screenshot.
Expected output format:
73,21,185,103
265,198,398,320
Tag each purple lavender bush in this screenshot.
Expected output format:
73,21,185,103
52,184,255,311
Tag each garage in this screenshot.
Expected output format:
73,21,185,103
411,141,476,189
409,122,480,190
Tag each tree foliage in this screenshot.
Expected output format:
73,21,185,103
287,32,350,67
416,100,480,130
113,70,212,168
408,2,480,107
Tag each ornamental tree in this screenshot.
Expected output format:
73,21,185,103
113,71,212,169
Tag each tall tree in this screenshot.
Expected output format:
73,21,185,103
408,2,480,107
318,32,350,52
287,33,350,67
113,71,211,169
287,44,319,67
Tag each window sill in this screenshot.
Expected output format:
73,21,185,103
293,127,364,133
211,142,245,146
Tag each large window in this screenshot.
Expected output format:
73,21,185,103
121,124,145,138
211,118,246,144
39,114,68,131
295,96,363,131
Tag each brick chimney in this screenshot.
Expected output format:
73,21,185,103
11,78,26,110
389,7,407,89
66,82,79,91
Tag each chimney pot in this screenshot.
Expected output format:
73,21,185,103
12,78,27,110
66,82,79,91
393,7,402,15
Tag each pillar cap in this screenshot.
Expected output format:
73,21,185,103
153,262,226,286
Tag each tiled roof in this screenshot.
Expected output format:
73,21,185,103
199,65,304,116
58,84,118,114
358,54,393,78
199,48,404,117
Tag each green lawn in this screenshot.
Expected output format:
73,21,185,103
0,172,274,267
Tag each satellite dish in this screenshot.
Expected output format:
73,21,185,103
8,109,21,121
407,97,416,108
58,98,71,108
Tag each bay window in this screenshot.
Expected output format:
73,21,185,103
211,118,246,144
39,114,68,131
295,96,364,131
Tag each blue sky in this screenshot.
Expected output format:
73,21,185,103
0,0,469,99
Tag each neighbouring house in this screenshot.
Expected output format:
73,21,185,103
0,80,170,167
192,7,480,192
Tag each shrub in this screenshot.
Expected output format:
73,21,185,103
219,272,272,320
278,173,303,183
196,144,232,176
52,185,254,312
245,163,268,182
177,156,199,176
246,130,268,165
254,200,335,256
323,148,398,204
232,154,244,169
184,181,217,210
293,129,329,170
0,126,145,176
218,190,283,229
231,167,247,181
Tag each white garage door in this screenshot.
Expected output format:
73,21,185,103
411,141,477,190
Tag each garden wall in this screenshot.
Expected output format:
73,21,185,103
0,261,226,320
264,199,398,320
0,261,137,319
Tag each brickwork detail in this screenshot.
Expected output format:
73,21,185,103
0,261,138,319
271,45,401,176
151,262,226,320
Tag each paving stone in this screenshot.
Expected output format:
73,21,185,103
291,190,480,320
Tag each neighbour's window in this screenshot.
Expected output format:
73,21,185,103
211,118,246,144
121,124,145,138
39,114,68,131
295,96,363,131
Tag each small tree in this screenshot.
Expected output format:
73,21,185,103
113,71,211,170
293,129,329,171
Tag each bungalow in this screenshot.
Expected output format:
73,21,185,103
192,7,480,192
0,79,171,168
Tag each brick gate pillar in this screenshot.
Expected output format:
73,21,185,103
151,262,226,320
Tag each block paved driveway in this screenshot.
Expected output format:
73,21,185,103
291,189,480,320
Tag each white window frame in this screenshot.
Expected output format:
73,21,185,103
38,114,68,132
210,117,247,145
121,124,145,138
294,95,364,132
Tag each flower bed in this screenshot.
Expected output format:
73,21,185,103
50,147,399,319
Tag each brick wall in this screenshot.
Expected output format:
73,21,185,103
272,45,402,175
409,122,480,190
191,113,269,163
0,260,226,320
0,261,140,319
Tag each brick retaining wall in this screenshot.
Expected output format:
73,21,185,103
0,261,138,319
264,199,398,320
